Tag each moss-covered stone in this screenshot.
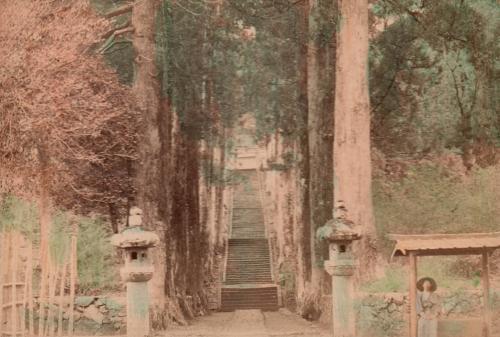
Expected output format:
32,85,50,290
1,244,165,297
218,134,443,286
75,296,95,307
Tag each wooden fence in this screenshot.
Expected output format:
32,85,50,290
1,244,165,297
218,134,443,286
0,230,77,337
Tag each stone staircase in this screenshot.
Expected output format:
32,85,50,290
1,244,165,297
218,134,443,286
221,170,279,311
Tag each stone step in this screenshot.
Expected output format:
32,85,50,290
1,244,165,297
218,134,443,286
227,256,270,260
228,248,267,252
231,224,264,228
231,226,264,230
220,286,279,312
227,263,270,267
225,279,273,284
230,228,265,232
227,254,269,258
232,219,263,223
225,271,271,276
226,263,270,267
223,170,278,310
227,259,270,265
228,238,268,244
230,234,266,239
226,268,271,278
231,228,265,232
226,263,270,266
228,254,269,258
228,249,269,261
227,263,270,266
226,271,271,275
220,298,278,305
230,235,266,238
225,277,273,282
231,222,264,227
227,270,270,274
233,201,260,206
231,236,266,239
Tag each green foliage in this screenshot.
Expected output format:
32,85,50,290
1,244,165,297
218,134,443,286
90,0,134,84
0,195,39,241
76,216,117,292
442,289,475,315
362,266,408,293
370,0,500,155
369,161,499,293
363,257,485,294
316,224,334,241
357,296,405,337
201,163,235,187
0,195,117,292
89,0,127,15
491,291,500,312
102,39,134,84
50,211,72,265
374,162,500,239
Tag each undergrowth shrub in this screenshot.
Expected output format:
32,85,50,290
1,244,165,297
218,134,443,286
357,296,405,337
0,195,118,292
374,163,500,249
363,257,485,293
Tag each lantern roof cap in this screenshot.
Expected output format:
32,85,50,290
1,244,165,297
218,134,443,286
318,218,361,242
111,226,160,248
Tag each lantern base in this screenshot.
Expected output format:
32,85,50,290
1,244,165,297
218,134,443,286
126,281,150,337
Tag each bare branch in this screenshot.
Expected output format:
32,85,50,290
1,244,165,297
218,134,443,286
113,26,135,37
102,20,131,39
105,3,134,19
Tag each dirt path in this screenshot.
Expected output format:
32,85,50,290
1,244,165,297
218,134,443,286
163,309,331,337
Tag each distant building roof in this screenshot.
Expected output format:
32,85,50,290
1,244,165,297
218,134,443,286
389,232,500,257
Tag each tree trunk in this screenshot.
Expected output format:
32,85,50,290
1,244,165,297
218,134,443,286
305,0,335,320
294,0,314,318
37,138,52,301
131,0,168,320
333,0,377,279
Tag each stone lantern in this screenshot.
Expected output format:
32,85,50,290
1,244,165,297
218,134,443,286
111,207,159,337
318,203,361,337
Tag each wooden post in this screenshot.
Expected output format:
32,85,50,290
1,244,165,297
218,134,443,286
38,261,48,336
28,242,34,337
57,263,67,337
47,264,57,337
482,251,491,337
0,232,6,335
409,252,418,337
12,233,19,336
68,233,77,337
21,241,30,337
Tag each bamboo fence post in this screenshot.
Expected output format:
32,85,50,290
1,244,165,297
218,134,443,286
38,261,48,337
46,264,57,337
28,241,34,337
41,264,49,337
68,232,77,337
12,233,19,336
21,239,30,337
0,232,5,335
56,263,67,337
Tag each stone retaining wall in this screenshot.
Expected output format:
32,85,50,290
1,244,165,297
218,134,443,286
72,296,126,335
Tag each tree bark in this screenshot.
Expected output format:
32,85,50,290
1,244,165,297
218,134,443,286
131,0,168,320
305,0,335,320
333,0,377,279
294,0,319,319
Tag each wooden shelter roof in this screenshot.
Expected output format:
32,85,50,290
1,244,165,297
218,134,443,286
389,232,500,257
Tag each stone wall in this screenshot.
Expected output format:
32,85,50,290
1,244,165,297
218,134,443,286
72,296,126,335
319,290,500,337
